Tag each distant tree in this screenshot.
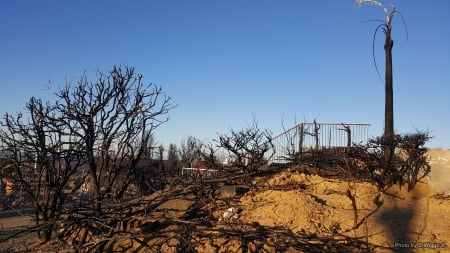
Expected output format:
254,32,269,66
134,132,160,195
202,142,221,169
357,0,406,164
180,136,203,168
166,143,179,174
158,144,164,161
140,132,156,160
157,144,165,171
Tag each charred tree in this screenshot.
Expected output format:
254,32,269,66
357,0,405,165
0,98,85,241
54,66,174,212
216,120,273,172
180,136,204,168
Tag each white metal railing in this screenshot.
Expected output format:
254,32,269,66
181,168,220,179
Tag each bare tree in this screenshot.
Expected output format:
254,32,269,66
140,132,157,160
396,131,431,191
52,66,175,212
158,144,164,164
280,118,299,163
216,120,273,172
359,131,431,192
134,132,161,195
202,142,221,169
166,143,180,174
180,136,204,168
0,66,174,243
0,97,85,241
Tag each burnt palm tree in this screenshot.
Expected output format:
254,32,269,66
357,0,406,163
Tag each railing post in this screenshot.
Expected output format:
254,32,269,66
313,120,320,150
298,123,304,163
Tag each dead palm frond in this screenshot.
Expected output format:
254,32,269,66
356,0,390,22
356,0,408,85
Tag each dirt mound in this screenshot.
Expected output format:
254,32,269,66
240,169,449,252
241,171,376,233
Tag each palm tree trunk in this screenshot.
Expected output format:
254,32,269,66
384,28,394,163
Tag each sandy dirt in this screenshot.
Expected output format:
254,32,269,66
235,149,450,252
240,170,449,252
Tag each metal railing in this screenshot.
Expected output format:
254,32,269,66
267,122,370,164
181,168,220,180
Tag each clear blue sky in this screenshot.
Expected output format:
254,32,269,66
1,1,449,149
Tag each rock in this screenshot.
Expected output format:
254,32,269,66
219,185,236,198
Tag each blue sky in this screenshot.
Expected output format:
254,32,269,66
1,1,449,149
